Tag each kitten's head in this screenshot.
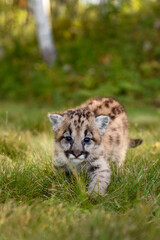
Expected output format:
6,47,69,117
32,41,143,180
48,108,110,163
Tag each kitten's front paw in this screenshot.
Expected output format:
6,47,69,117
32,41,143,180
88,183,106,198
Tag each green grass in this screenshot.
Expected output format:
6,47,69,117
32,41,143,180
0,101,160,240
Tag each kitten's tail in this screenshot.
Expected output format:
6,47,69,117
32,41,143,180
129,138,143,148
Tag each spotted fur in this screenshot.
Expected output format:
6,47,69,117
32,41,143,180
48,97,143,197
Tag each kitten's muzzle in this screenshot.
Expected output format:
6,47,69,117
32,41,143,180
65,150,89,159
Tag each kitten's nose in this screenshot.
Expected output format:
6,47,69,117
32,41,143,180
73,150,82,158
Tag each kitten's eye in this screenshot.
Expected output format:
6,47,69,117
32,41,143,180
65,136,72,142
84,137,91,143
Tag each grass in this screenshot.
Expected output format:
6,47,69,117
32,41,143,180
0,101,160,240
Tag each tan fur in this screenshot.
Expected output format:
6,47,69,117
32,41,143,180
49,97,142,197
82,97,129,165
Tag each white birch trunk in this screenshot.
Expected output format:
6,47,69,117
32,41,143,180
115,0,121,9
99,0,107,15
31,0,56,65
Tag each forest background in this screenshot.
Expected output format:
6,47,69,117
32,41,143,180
0,0,160,108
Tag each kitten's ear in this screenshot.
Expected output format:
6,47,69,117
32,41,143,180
48,113,64,131
95,115,110,135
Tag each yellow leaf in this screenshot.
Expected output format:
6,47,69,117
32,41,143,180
153,142,159,149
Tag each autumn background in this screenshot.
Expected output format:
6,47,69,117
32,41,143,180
0,0,160,240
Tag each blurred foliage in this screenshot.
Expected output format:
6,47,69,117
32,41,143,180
0,0,160,107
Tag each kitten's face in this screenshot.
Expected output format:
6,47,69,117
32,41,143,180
49,109,110,164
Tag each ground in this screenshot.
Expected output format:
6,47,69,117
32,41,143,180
0,102,159,240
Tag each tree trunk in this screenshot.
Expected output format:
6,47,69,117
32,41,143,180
99,0,107,15
115,0,121,9
31,0,56,65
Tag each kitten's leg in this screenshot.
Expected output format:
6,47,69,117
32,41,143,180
87,157,111,197
53,154,70,174
112,144,128,167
